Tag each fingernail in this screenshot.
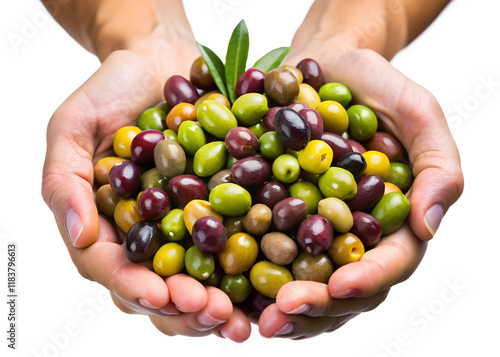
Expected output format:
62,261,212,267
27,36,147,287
197,311,226,327
424,204,444,237
274,322,294,336
159,305,180,315
330,289,360,299
219,330,227,339
288,304,310,314
175,304,188,313
65,209,83,247
139,298,161,309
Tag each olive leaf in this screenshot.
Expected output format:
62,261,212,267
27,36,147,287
253,47,290,73
196,41,229,99
225,20,250,103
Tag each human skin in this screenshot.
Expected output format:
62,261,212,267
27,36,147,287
41,0,463,341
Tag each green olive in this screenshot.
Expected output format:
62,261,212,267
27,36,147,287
197,100,238,138
209,183,252,216
141,167,169,191
288,180,324,215
318,83,352,108
347,105,378,141
138,107,167,131
193,141,228,177
163,128,178,142
249,261,293,299
318,167,357,201
185,246,215,281
370,192,410,235
384,162,413,192
177,121,206,155
220,274,251,303
218,232,258,275
231,93,269,126
259,131,286,160
160,208,187,242
154,139,186,178
247,120,268,139
317,197,353,233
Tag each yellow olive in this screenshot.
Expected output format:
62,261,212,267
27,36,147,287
153,243,185,277
297,83,321,109
315,100,349,135
114,198,143,233
94,156,128,185
183,199,223,234
317,197,353,233
113,126,141,159
96,184,120,217
298,140,333,175
362,150,391,180
218,232,258,275
249,261,293,298
328,233,365,267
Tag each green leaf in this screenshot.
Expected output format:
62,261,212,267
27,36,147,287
225,20,250,103
253,47,291,73
196,41,228,98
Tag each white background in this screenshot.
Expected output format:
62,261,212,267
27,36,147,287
1,1,499,356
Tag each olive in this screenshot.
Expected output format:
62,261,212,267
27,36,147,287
349,139,367,154
287,180,324,215
362,150,391,180
317,197,353,233
297,140,333,175
190,56,216,91
153,243,186,277
235,68,266,97
138,108,167,131
163,75,199,107
207,169,232,191
183,199,223,234
96,184,120,217
292,251,334,284
185,246,215,281
259,131,286,160
298,108,324,140
247,120,268,139
124,220,163,263
138,187,171,220
365,131,405,162
225,127,259,159
231,156,272,187
177,121,206,155
335,152,367,179
346,174,385,212
281,65,303,84
114,198,143,233
255,181,288,209
318,82,352,108
320,132,353,164
113,126,141,159
160,208,187,242
203,266,224,287
261,232,298,266
197,100,238,139
347,105,378,141
318,167,357,201
223,215,245,237
351,211,382,247
166,174,208,208
316,100,349,136
154,139,187,178
218,232,258,275
244,290,275,318
262,106,283,131
209,183,252,216
287,102,309,112
264,68,300,106
191,216,227,254
220,274,251,303
296,58,325,91
231,93,269,126
94,156,128,185
193,141,228,177
272,197,308,232
249,261,293,299
130,129,165,166
274,108,311,151
385,162,413,192
384,182,402,195
328,233,365,267
370,192,411,235
243,204,273,236
296,215,334,255
297,83,321,109
140,167,168,191
108,161,141,198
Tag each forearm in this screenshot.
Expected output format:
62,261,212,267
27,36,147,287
42,0,194,61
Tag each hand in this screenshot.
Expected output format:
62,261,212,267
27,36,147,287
41,44,251,342
257,48,463,338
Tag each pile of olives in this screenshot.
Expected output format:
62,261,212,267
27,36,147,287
94,56,413,314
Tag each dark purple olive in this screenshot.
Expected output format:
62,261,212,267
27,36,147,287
231,157,272,187
108,161,141,198
296,58,325,91
163,75,200,107
225,127,259,159
166,174,208,208
272,197,308,232
274,108,311,151
348,139,366,154
262,106,283,131
296,215,333,255
244,290,275,318
351,211,382,247
365,131,405,162
235,68,266,97
191,216,227,254
124,220,163,263
190,56,216,91
255,181,289,209
346,174,385,212
264,68,300,106
335,152,367,179
138,188,171,220
320,132,353,164
299,108,324,140
130,129,165,166
287,102,309,112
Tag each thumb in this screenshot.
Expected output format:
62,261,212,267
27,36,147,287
42,106,99,248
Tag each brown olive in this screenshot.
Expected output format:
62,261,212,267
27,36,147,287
292,251,334,283
223,215,245,237
261,232,298,266
154,139,186,178
96,184,120,217
243,204,272,236
264,68,300,106
190,56,217,91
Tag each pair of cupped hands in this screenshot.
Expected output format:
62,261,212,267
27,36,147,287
41,39,463,342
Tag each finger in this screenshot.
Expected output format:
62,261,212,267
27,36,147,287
276,281,389,317
259,304,357,339
42,105,99,248
328,223,427,298
219,306,252,343
165,274,208,313
110,292,165,317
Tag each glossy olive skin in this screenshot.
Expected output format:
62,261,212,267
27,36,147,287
185,245,215,281
272,197,308,231
138,188,171,220
318,82,352,108
296,58,325,91
160,208,187,242
262,106,282,131
287,101,309,112
298,108,324,140
209,183,252,217
197,100,238,139
296,215,334,255
124,220,163,263
177,121,206,155
153,243,185,277
235,68,266,97
154,139,186,178
225,127,259,159
248,120,267,139
113,126,142,159
220,274,251,303
218,232,258,275
191,216,227,254
255,181,288,209
318,167,357,201
288,180,324,215
140,168,168,191
317,197,353,233
166,175,208,208
264,68,300,106
385,162,413,192
190,56,216,91
138,108,167,131
231,156,272,187
335,152,367,179
297,83,321,109
96,184,120,217
243,203,272,236
274,108,311,151
259,131,285,160
223,215,245,237
193,141,228,177
249,261,293,299
183,199,223,234
231,93,269,126
114,199,143,233
207,169,232,191
292,251,334,284
94,157,128,185
261,232,298,266
348,139,367,154
347,105,378,141
346,174,385,212
351,211,382,247
328,233,365,267
130,130,165,166
164,75,200,107
316,100,349,135
320,132,353,164
108,161,141,198
370,192,411,235
365,131,405,162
